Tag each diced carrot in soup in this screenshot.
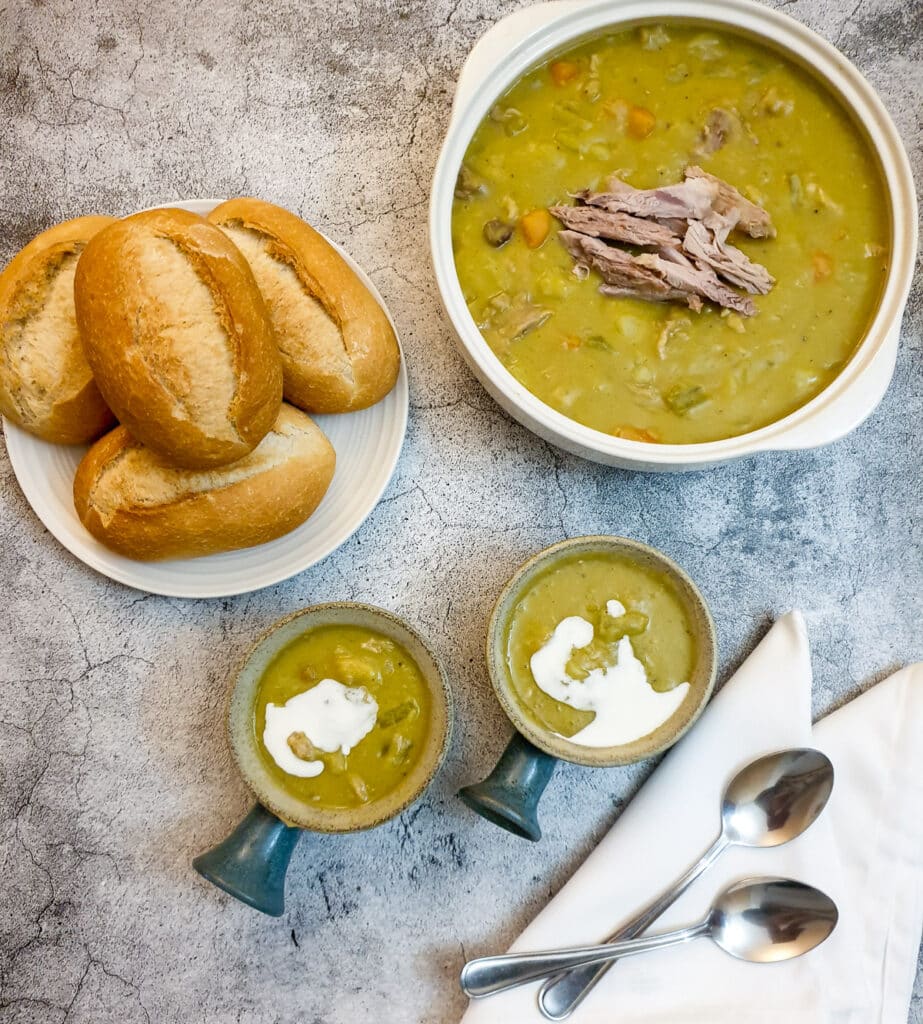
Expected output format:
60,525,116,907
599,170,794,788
812,251,834,281
627,106,656,138
521,209,552,248
613,426,660,443
550,60,579,86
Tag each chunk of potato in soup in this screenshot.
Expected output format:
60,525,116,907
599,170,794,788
254,625,431,810
451,24,890,444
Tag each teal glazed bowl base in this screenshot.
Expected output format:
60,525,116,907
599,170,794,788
193,804,300,917
458,732,557,842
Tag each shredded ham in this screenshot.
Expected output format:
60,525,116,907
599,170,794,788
551,168,775,315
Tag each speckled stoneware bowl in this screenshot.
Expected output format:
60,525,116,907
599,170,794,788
490,536,717,766
459,536,716,841
193,603,452,915
230,603,452,831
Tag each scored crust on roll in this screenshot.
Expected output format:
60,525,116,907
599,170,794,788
74,208,283,469
0,215,116,444
73,404,336,561
207,198,400,414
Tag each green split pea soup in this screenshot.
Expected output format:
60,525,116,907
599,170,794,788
254,624,431,810
452,23,889,443
504,551,697,738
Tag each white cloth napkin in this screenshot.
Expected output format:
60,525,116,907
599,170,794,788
462,612,923,1023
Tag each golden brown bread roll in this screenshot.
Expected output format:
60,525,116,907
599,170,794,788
207,198,400,414
73,208,282,469
73,403,335,560
0,216,116,443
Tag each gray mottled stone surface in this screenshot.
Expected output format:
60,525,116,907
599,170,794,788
0,0,920,1020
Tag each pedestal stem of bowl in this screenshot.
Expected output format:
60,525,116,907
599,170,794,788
193,802,301,916
458,732,558,841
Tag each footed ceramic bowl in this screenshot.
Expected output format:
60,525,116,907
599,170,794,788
194,603,452,914
490,536,717,766
459,536,717,840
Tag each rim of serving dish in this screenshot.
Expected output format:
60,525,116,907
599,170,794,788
486,535,718,766
429,0,918,467
227,602,453,832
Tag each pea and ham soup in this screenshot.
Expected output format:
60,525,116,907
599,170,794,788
452,24,889,444
254,625,431,811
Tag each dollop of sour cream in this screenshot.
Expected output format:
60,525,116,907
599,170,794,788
263,678,378,778
529,599,689,746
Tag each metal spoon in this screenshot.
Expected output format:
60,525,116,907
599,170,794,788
461,877,837,999
539,746,834,1019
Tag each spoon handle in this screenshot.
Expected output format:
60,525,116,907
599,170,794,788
460,922,709,999
538,831,730,1020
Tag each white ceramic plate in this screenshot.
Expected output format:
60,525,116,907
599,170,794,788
2,199,408,599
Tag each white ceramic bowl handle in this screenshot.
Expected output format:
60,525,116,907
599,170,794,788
452,1,589,120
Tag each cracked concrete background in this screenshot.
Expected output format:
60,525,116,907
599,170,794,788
0,0,921,1021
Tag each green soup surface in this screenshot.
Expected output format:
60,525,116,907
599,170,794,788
504,551,697,738
452,23,889,443
254,624,431,810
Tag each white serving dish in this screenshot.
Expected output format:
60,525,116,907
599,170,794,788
2,199,408,598
429,0,918,470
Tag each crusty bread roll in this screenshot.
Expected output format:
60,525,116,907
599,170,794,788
207,198,400,414
73,403,335,560
0,216,116,443
73,208,282,469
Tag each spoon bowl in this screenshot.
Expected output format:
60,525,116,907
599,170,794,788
709,878,839,963
721,749,834,848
